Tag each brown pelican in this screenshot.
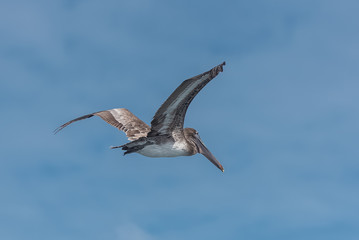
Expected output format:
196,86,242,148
55,62,226,172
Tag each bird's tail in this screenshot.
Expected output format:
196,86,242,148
110,137,147,155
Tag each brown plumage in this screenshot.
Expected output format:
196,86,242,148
148,62,225,137
54,108,150,141
55,62,226,172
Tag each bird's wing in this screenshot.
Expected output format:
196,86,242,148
148,62,225,137
54,108,150,141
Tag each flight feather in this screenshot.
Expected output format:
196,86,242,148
148,62,225,137
54,108,150,141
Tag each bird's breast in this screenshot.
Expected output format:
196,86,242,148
137,141,192,158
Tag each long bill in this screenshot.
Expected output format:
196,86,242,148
193,136,224,172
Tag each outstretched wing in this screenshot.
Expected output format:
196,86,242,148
148,62,225,137
54,108,150,141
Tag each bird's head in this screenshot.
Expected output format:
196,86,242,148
184,128,224,172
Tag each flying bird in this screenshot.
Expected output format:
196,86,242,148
55,62,226,172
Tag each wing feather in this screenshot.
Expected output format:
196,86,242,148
54,108,150,141
148,62,225,137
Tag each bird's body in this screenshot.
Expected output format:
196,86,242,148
137,138,190,158
55,62,226,172
118,128,198,158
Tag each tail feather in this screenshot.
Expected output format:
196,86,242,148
110,144,127,150
111,137,148,155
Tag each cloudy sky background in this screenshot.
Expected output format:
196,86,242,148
1,0,359,239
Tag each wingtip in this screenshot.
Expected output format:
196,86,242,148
53,127,62,135
218,61,226,72
211,62,226,76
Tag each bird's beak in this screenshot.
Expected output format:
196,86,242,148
193,136,224,172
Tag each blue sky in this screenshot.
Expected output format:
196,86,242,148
1,0,359,239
